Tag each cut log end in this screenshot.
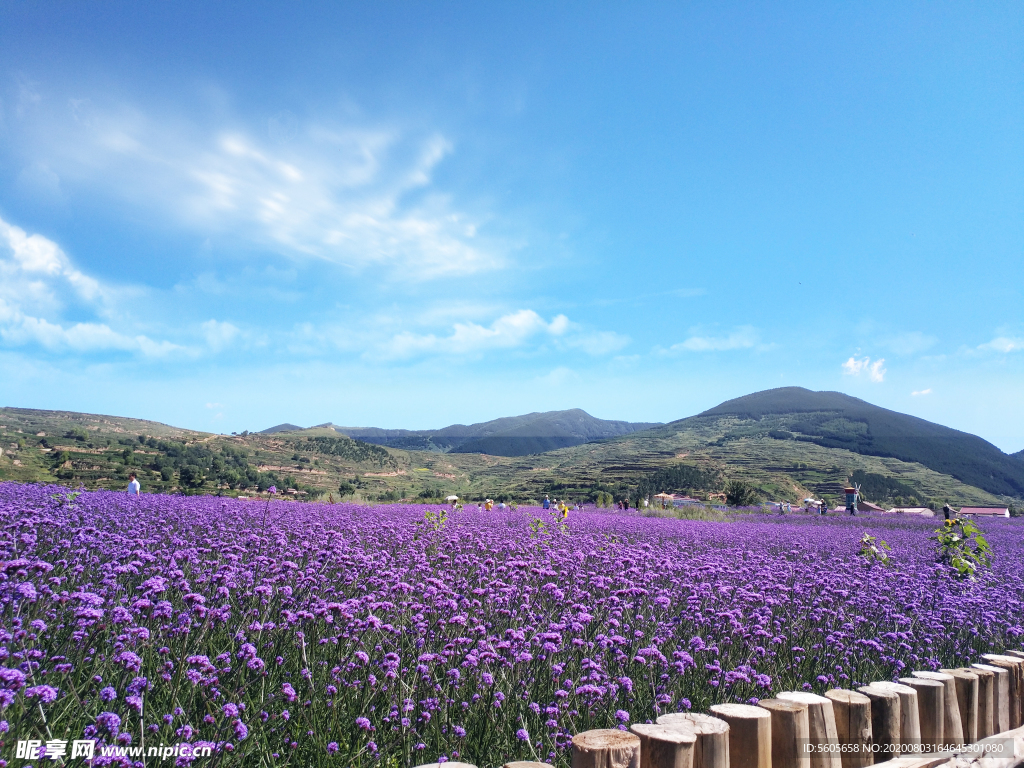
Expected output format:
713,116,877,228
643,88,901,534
630,724,697,745
657,713,730,735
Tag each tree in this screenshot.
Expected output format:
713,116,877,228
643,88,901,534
725,480,759,507
338,481,355,496
179,464,204,489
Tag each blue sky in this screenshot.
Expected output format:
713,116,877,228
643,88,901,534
0,2,1022,450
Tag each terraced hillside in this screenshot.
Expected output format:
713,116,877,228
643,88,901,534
2,389,1020,509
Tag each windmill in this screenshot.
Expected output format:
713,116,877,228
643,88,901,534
844,482,861,516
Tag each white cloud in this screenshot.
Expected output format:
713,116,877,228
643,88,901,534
0,215,181,357
381,309,568,359
202,319,241,351
17,94,498,280
563,330,630,356
979,337,1024,353
668,326,759,352
0,300,180,357
842,356,886,382
911,388,932,396
0,215,103,311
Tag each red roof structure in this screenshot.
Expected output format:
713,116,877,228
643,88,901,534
958,507,1010,518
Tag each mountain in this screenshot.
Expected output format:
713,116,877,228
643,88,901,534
260,423,305,434
329,409,662,457
451,387,1021,506
1013,449,1024,461
4,392,1020,507
691,387,1024,498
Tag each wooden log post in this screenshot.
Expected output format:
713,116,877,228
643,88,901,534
572,729,642,768
1008,650,1024,726
629,724,696,768
708,703,771,768
776,692,842,768
858,686,901,761
866,682,920,751
980,654,1023,730
898,677,944,748
973,663,1010,734
966,666,995,740
939,668,979,743
758,699,810,768
825,690,873,768
911,671,964,746
656,713,729,768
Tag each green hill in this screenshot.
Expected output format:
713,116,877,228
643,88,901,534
695,387,1024,498
3,391,1020,508
454,388,1021,507
259,423,304,434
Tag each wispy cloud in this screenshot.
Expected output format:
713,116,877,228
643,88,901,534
380,309,568,359
978,336,1024,353
13,90,498,280
666,326,759,353
375,309,628,361
202,319,241,352
911,388,932,396
562,330,630,356
842,355,886,382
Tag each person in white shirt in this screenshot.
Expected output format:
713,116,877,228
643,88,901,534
127,473,141,496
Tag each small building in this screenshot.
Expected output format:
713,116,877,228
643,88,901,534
671,495,703,508
885,506,935,517
958,507,1010,518
857,501,886,513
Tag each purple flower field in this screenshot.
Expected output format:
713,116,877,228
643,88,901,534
2,482,1023,766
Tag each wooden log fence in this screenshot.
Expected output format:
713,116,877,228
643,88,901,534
866,682,920,750
630,724,697,768
910,671,964,747
656,712,731,768
898,677,944,748
419,647,1024,768
857,686,900,760
972,663,1011,734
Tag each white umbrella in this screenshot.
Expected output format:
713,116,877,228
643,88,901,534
445,495,459,502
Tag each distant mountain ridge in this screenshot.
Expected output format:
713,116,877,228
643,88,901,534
261,409,661,457
688,387,1024,498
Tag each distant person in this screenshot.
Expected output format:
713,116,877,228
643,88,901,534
127,472,140,496
498,501,506,512
543,496,550,510
943,504,951,521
